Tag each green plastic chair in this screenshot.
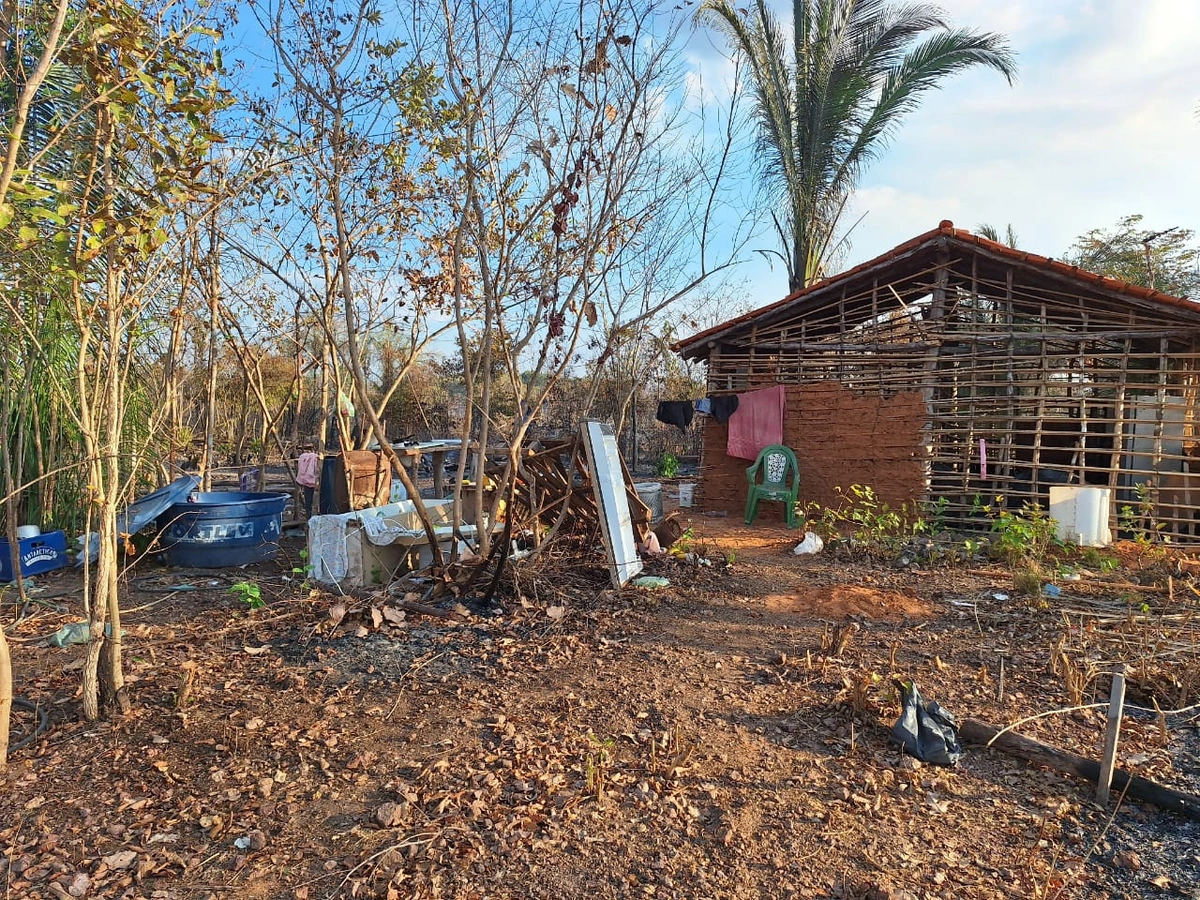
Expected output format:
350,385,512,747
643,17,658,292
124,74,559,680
744,444,800,528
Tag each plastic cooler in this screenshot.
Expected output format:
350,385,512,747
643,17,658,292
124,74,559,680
0,530,69,581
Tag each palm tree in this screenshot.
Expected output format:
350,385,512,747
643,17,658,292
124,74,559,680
976,222,1019,248
700,0,1016,291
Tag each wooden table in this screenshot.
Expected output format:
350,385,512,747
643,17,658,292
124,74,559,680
390,440,474,499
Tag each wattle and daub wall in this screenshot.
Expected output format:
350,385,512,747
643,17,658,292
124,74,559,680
697,382,926,522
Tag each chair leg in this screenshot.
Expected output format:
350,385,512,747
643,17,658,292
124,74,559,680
744,496,757,525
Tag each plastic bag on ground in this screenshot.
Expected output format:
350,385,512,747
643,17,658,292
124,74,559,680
890,679,964,766
793,532,824,555
631,575,670,589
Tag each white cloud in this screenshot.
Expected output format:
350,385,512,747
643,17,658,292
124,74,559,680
840,0,1200,267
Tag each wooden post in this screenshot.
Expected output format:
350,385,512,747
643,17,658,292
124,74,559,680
748,325,758,386
921,243,950,495
432,449,445,499
1001,267,1016,486
1097,663,1127,806
837,289,846,381
1151,339,1170,532
1108,338,1131,497
1031,302,1049,501
1072,315,1089,483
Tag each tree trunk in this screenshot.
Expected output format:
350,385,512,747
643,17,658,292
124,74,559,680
201,185,221,490
327,107,443,565
0,625,11,768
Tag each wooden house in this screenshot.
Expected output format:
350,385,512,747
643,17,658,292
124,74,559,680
674,221,1200,539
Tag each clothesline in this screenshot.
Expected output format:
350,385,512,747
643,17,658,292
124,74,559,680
655,386,784,461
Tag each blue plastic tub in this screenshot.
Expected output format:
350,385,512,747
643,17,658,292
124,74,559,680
0,530,68,581
156,492,288,567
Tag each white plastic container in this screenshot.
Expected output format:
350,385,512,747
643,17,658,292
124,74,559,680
1048,486,1112,547
677,483,695,508
15,525,40,540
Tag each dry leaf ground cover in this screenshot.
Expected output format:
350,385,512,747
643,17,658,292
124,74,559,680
3,518,1199,900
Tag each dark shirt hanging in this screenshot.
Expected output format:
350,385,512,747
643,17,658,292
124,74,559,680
709,394,739,424
656,401,694,432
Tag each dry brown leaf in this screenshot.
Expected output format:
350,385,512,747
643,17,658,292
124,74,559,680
101,850,137,870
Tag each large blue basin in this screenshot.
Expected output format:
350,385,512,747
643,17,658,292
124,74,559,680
156,491,288,567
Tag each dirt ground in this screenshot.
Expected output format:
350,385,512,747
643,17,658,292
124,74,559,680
3,510,1200,900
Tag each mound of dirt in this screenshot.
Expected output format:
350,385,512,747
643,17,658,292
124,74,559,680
763,584,933,621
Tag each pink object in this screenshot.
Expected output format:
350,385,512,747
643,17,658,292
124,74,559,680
979,439,988,480
296,452,320,488
727,385,786,460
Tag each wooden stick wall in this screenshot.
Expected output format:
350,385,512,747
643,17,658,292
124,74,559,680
704,260,1200,540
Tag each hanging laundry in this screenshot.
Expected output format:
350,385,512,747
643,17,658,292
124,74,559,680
709,394,739,424
727,385,785,460
694,397,713,416
656,401,694,432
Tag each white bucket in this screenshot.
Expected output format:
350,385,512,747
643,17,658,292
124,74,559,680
15,525,40,540
677,483,695,508
1048,486,1112,547
633,482,663,522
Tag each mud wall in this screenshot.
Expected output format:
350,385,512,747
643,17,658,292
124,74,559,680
696,382,927,521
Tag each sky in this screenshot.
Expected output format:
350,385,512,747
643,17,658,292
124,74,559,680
684,0,1200,304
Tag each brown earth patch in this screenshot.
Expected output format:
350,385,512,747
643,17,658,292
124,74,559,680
763,584,933,621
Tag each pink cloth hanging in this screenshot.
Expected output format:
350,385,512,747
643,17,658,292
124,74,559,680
727,385,786,460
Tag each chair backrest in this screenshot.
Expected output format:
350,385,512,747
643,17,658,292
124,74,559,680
751,445,797,487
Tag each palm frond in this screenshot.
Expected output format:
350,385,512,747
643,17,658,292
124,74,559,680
701,0,1016,290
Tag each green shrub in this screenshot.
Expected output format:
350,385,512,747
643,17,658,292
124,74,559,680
655,452,680,479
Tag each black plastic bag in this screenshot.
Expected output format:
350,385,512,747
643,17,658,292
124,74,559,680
890,679,964,766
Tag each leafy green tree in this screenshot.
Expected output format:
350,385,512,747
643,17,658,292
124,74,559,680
699,0,1016,290
1,0,227,721
1065,214,1200,298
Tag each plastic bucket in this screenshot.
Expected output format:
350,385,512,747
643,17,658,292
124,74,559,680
1048,486,1112,548
157,491,289,567
633,482,663,522
678,483,695,508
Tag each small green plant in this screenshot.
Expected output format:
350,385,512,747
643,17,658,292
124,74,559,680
1080,546,1119,574
800,484,915,556
229,580,265,610
655,452,680,479
1119,482,1168,544
291,548,314,584
667,527,696,560
914,495,951,535
584,734,616,802
989,501,1065,565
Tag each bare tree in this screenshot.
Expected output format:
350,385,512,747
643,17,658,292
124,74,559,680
430,0,747,551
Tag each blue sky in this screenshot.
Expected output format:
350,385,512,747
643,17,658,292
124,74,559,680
684,0,1200,304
